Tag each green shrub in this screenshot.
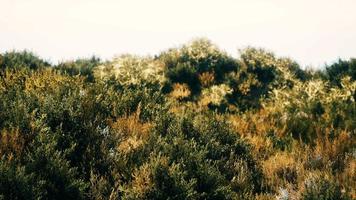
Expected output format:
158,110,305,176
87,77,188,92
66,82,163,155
120,112,264,199
159,39,238,96
25,129,87,200
325,58,356,87
0,159,32,200
0,50,50,71
55,56,101,82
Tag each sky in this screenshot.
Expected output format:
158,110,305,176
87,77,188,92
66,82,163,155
1,0,356,68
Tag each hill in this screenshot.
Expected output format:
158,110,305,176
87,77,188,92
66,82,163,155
0,39,355,199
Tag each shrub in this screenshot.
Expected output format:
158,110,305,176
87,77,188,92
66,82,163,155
55,56,101,82
0,159,32,200
0,50,50,71
159,38,238,96
94,54,165,86
302,173,351,200
226,47,305,110
0,39,354,199
119,112,264,199
325,58,356,87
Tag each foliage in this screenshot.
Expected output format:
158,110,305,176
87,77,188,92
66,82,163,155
94,55,165,86
119,113,264,199
225,47,308,110
301,173,351,200
0,39,355,199
159,38,238,96
55,56,101,82
0,50,50,71
325,58,356,87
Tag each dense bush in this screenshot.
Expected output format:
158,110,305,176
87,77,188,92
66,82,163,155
325,58,356,87
55,56,101,82
0,39,355,199
225,47,308,110
117,113,264,199
301,173,351,200
0,50,50,71
159,39,238,96
94,55,165,86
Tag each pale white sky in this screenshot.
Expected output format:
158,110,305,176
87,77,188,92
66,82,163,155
1,0,356,68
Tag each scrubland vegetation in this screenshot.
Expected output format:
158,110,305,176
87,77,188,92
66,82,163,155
0,39,355,199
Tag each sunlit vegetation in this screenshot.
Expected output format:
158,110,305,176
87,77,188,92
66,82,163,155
0,39,355,199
